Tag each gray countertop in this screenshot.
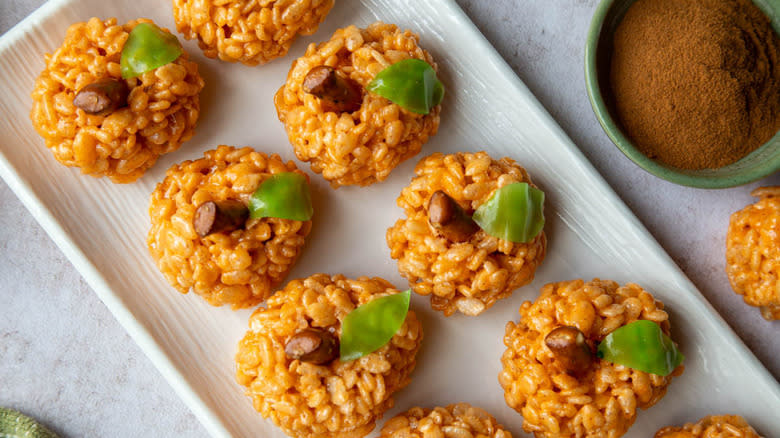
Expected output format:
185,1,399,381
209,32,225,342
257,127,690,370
1,1,777,437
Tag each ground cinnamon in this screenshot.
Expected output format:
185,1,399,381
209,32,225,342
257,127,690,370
610,0,780,170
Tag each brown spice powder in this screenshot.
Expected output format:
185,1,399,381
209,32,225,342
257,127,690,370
610,0,780,170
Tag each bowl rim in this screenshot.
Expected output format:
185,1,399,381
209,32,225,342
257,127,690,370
584,0,780,189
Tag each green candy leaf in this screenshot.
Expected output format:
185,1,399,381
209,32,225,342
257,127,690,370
340,290,411,361
120,22,183,79
597,320,684,376
472,182,545,243
367,59,444,114
249,172,313,221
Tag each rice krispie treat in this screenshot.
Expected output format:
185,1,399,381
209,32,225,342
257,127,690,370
726,186,780,320
380,403,512,438
235,274,423,438
147,145,312,309
387,152,547,316
500,279,684,438
655,415,762,438
173,0,334,65
274,22,442,187
30,17,204,183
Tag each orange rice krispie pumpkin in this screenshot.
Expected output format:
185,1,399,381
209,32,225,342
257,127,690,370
655,414,762,438
726,186,780,320
500,279,683,438
173,0,334,65
380,403,512,438
274,22,442,187
30,17,203,183
147,145,312,309
387,152,546,316
235,274,423,438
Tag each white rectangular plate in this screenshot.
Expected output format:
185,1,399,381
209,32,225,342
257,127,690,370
1,0,778,437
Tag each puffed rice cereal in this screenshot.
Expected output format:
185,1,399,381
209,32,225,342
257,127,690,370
380,403,512,438
30,17,204,183
725,186,780,320
499,279,683,438
235,273,423,438
386,152,547,316
274,22,442,187
655,414,763,438
173,0,335,65
147,145,312,309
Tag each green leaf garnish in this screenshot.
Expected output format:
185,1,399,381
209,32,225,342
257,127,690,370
597,320,684,376
367,59,444,114
249,172,313,221
120,22,183,79
340,290,411,361
472,182,545,243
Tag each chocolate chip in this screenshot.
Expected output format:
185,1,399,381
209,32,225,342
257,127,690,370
428,190,479,242
284,328,339,365
544,326,594,375
72,78,129,116
192,200,249,237
303,66,363,113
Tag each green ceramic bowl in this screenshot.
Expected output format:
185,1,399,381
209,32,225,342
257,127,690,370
585,0,780,188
